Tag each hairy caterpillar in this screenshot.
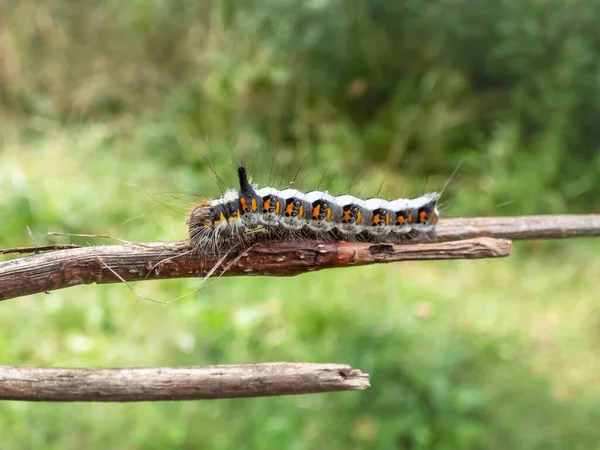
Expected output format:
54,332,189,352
187,167,440,253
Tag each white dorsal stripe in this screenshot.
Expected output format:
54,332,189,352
211,189,239,206
363,198,392,210
278,189,306,201
388,198,410,210
334,195,364,207
223,189,240,202
304,191,335,203
256,187,281,197
405,192,440,209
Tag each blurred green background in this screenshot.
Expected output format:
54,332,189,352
2,0,600,448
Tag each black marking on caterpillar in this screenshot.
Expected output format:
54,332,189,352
187,167,440,254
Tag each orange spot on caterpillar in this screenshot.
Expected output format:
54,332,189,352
298,205,304,217
275,201,280,214
356,211,362,223
240,198,247,212
263,198,271,212
343,210,352,222
373,214,380,225
384,213,390,225
251,199,257,212
286,202,294,215
397,215,405,225
326,207,332,220
313,204,321,219
407,214,413,224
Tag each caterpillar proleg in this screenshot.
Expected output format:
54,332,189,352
187,167,440,253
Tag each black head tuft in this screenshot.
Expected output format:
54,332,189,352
237,166,254,194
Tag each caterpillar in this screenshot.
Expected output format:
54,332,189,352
187,166,440,253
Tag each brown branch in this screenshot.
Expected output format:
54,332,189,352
436,214,600,241
0,237,510,301
0,363,369,402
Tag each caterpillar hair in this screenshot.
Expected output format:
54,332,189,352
187,166,440,254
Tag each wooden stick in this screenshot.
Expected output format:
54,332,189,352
0,363,369,402
436,215,600,241
0,237,510,301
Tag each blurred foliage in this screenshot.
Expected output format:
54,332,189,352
1,0,600,448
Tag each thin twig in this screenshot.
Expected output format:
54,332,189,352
0,363,370,402
45,232,150,247
0,244,81,255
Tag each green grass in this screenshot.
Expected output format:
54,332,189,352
1,132,600,449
